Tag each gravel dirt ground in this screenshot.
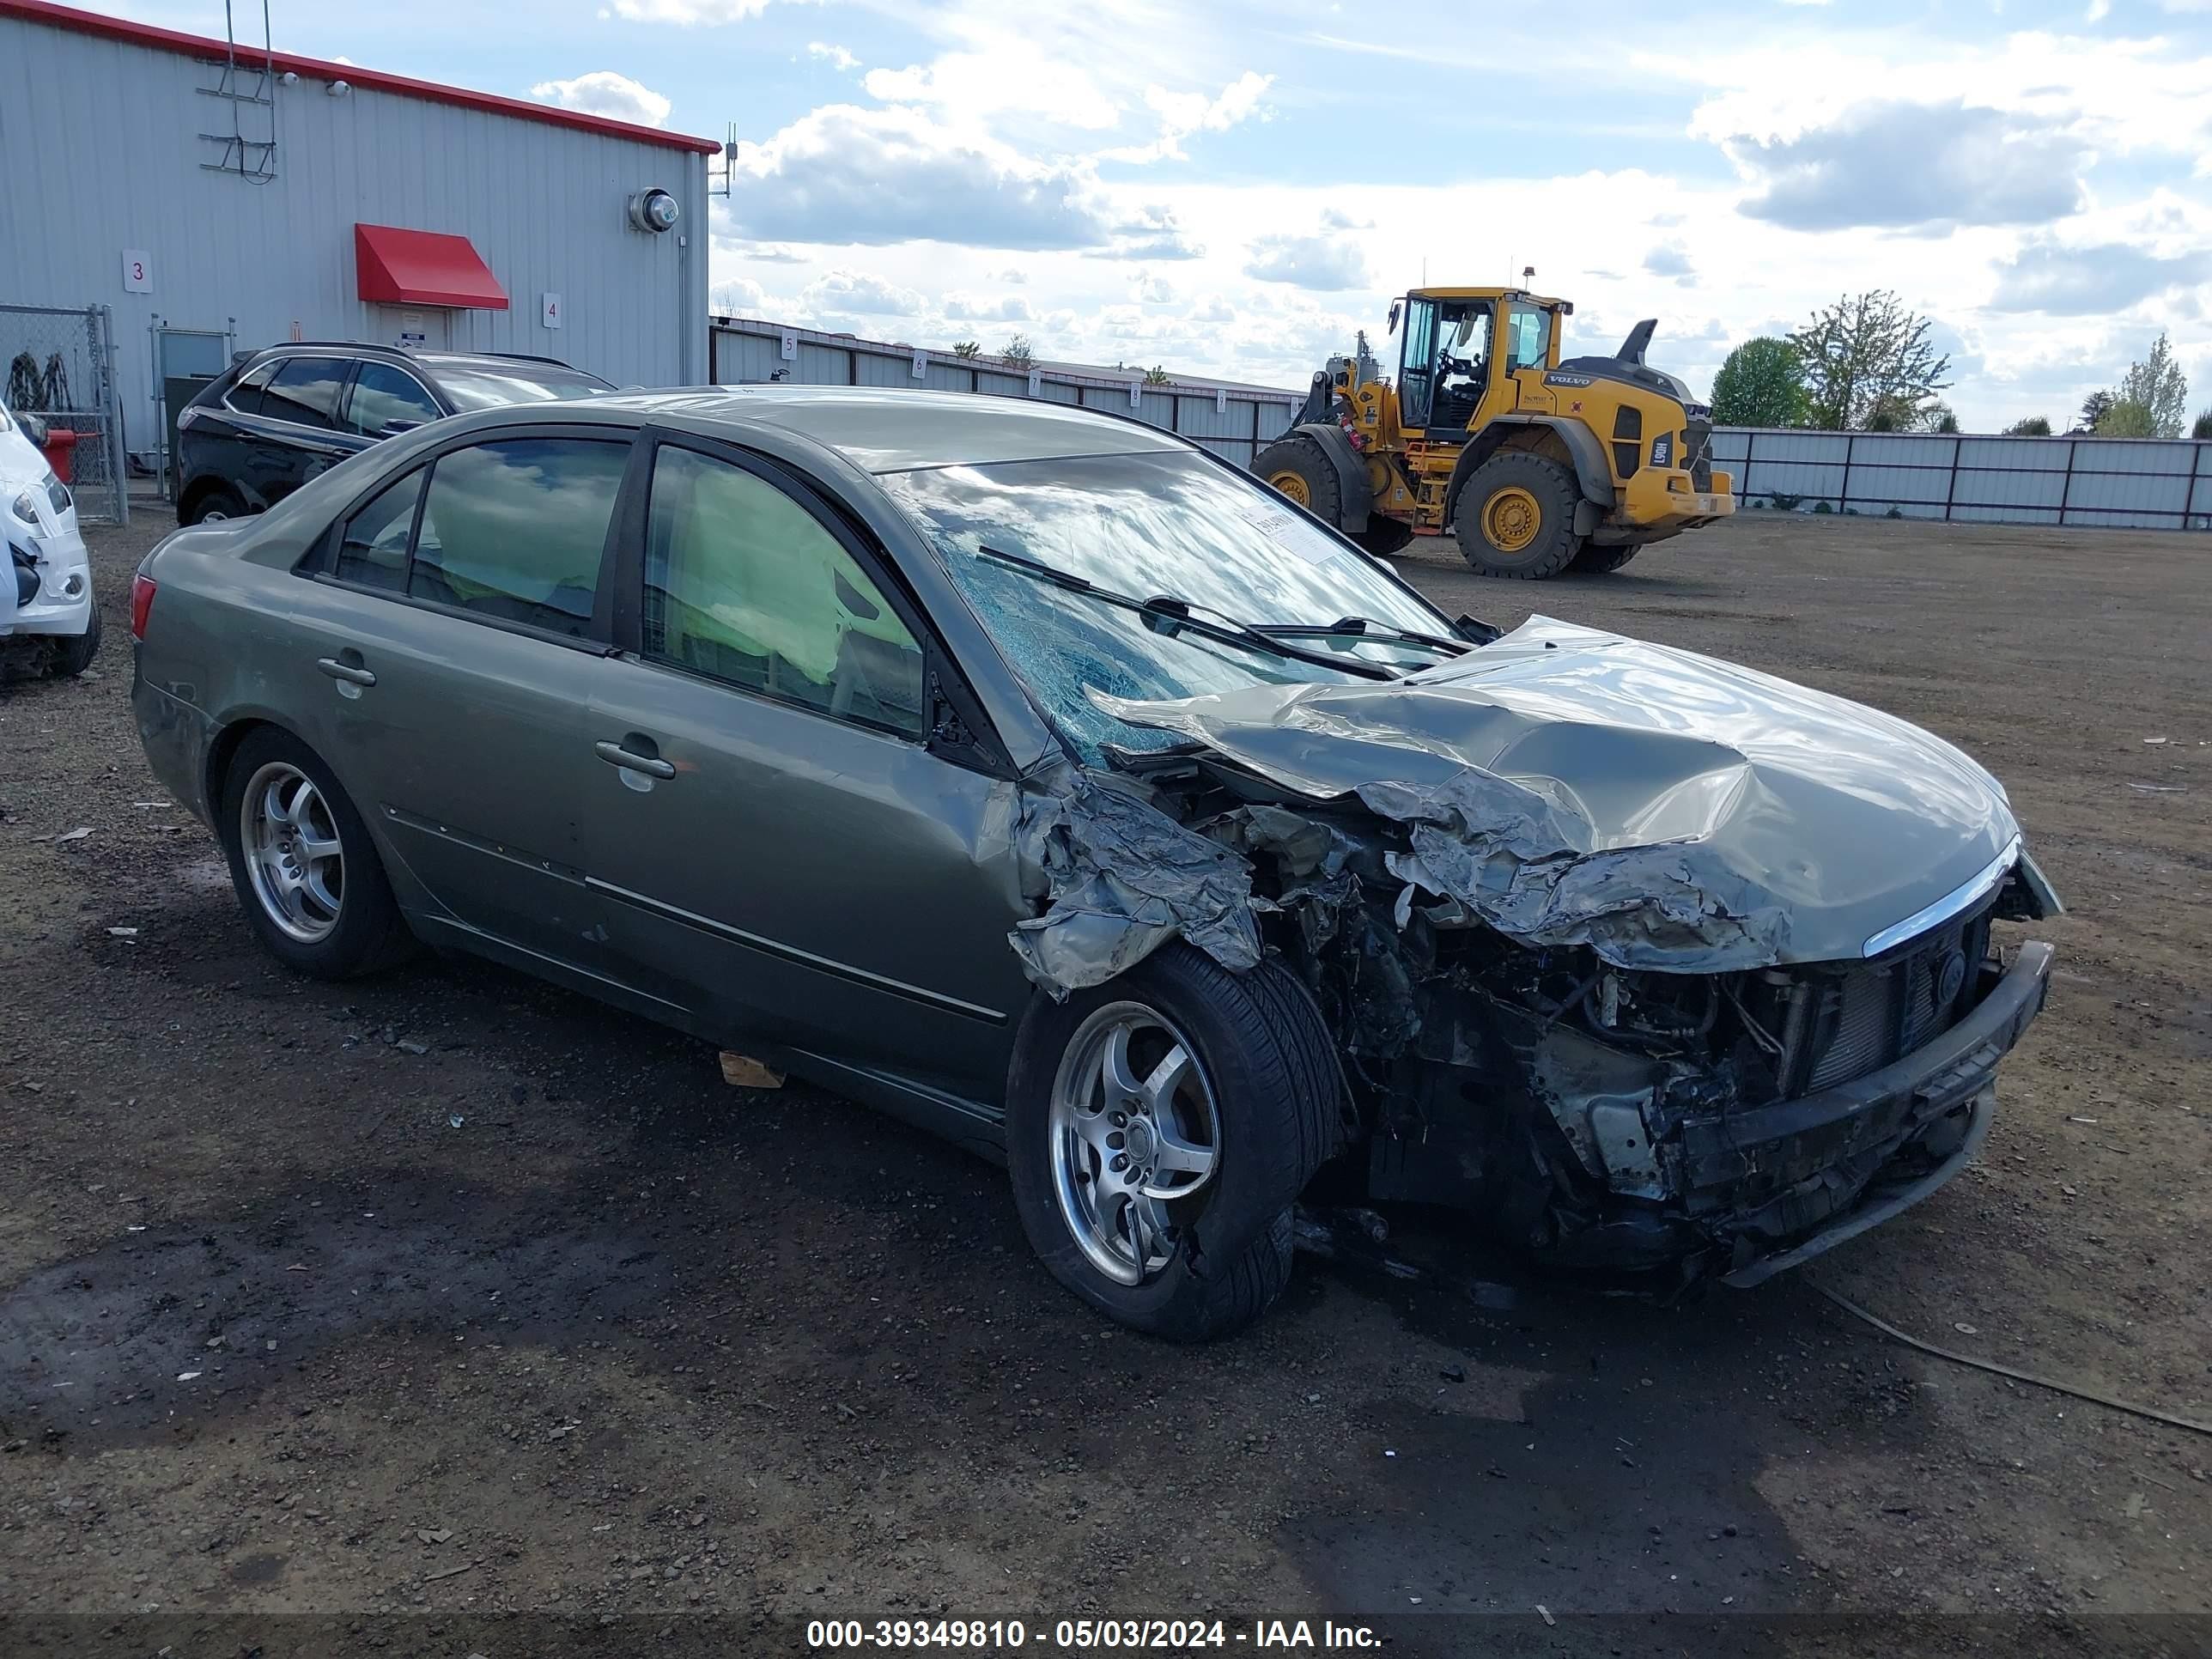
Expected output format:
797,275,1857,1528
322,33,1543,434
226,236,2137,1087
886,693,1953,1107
0,510,2206,1658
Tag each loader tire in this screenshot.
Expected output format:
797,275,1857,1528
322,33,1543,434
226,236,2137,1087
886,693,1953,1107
1255,434,1343,530
1570,542,1641,574
1455,453,1583,580
1356,518,1415,556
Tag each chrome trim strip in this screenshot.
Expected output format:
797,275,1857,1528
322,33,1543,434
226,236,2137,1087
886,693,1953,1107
1861,834,2021,958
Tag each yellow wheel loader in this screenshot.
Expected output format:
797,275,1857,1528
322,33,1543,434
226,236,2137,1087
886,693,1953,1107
1255,287,1735,579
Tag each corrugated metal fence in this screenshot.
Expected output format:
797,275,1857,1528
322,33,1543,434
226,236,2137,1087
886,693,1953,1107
1711,428,2212,532
707,319,2211,534
709,318,1299,469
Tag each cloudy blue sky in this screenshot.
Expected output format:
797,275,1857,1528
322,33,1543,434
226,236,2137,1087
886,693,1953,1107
94,0,2212,428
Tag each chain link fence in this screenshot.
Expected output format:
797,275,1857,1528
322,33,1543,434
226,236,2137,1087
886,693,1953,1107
1,301,129,526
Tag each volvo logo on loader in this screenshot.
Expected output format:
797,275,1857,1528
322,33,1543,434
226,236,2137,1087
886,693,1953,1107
1255,286,1737,580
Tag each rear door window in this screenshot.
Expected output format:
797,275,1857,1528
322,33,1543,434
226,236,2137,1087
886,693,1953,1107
225,360,280,416
335,470,423,592
641,445,925,735
258,357,350,431
347,362,442,436
408,438,628,637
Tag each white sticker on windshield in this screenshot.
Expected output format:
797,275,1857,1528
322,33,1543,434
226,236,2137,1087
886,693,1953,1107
1234,498,1336,566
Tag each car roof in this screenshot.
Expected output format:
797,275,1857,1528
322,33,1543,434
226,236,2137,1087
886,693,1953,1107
580,385,1189,475
243,343,596,378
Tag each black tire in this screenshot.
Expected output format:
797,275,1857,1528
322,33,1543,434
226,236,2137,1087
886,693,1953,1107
1356,518,1415,556
183,483,247,526
1006,945,1346,1341
1570,542,1641,574
1454,452,1583,579
1254,434,1344,529
50,605,100,677
216,727,416,978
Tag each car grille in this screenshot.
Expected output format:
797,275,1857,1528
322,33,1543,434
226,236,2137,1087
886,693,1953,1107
1685,417,1714,492
1796,904,1995,1093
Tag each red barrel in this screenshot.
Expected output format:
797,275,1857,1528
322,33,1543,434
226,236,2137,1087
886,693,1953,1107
40,426,78,484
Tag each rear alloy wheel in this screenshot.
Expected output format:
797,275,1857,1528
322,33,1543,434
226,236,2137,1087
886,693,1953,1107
1455,452,1583,579
1006,944,1345,1341
217,728,416,978
1253,434,1344,529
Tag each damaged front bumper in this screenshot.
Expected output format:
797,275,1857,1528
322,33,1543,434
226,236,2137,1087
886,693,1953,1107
1709,940,2051,1285
1513,940,2053,1286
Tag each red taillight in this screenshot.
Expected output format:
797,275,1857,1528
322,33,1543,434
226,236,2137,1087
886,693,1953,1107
129,573,157,641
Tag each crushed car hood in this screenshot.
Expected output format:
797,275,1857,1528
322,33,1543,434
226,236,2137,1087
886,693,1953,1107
1091,617,2020,972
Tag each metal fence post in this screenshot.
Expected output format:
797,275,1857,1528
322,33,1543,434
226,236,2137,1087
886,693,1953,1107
1942,434,1959,522
1838,433,1853,515
100,305,128,527
2058,439,2076,528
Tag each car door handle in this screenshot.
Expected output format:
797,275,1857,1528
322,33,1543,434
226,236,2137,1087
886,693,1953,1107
315,657,376,687
595,739,676,780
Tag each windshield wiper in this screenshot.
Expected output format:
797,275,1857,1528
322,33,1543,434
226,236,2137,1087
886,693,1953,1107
976,545,1399,682
1255,616,1474,658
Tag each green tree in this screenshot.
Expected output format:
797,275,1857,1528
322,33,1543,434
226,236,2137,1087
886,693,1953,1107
1143,364,1171,386
951,340,982,359
2194,408,2212,441
2003,415,2051,436
2078,389,2114,431
2112,331,2188,438
1708,337,1806,427
2095,400,2155,439
999,333,1036,368
1788,290,1951,431
1924,402,1960,434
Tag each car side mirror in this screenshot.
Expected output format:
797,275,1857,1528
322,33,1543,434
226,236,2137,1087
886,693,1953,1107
377,419,423,438
17,414,47,447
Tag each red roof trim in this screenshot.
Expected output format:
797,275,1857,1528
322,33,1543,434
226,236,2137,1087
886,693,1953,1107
356,224,510,310
0,0,721,155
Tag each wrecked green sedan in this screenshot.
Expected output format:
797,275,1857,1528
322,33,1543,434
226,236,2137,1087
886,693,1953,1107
129,387,2061,1340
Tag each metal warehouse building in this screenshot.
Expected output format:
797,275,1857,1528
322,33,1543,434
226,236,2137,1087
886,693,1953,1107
0,0,714,510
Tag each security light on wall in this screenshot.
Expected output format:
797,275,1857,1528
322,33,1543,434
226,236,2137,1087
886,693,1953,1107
627,189,680,234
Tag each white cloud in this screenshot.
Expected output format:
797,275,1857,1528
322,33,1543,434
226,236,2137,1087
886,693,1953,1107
526,70,672,129
865,49,1121,131
2084,0,2110,20
944,292,1036,321
806,41,858,70
1644,240,1696,281
802,270,927,315
710,276,771,315
1989,238,2212,313
1725,100,2087,234
1103,70,1274,163
1244,227,1370,291
723,105,1119,250
610,0,796,20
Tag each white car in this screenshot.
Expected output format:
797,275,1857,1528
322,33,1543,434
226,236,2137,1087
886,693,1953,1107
1,399,98,675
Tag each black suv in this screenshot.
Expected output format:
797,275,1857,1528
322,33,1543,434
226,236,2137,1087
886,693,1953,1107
173,343,616,525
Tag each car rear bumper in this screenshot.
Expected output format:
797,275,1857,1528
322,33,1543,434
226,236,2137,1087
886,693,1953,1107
1709,940,2054,1285
131,669,216,826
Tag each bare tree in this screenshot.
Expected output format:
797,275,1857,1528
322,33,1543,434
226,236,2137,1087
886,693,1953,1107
999,334,1036,368
1788,291,1952,431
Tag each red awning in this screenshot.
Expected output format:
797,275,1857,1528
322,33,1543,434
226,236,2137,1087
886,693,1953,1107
354,223,509,310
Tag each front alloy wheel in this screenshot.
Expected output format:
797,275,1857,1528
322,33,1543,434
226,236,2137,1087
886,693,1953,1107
1049,1001,1221,1286
1005,944,1346,1341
